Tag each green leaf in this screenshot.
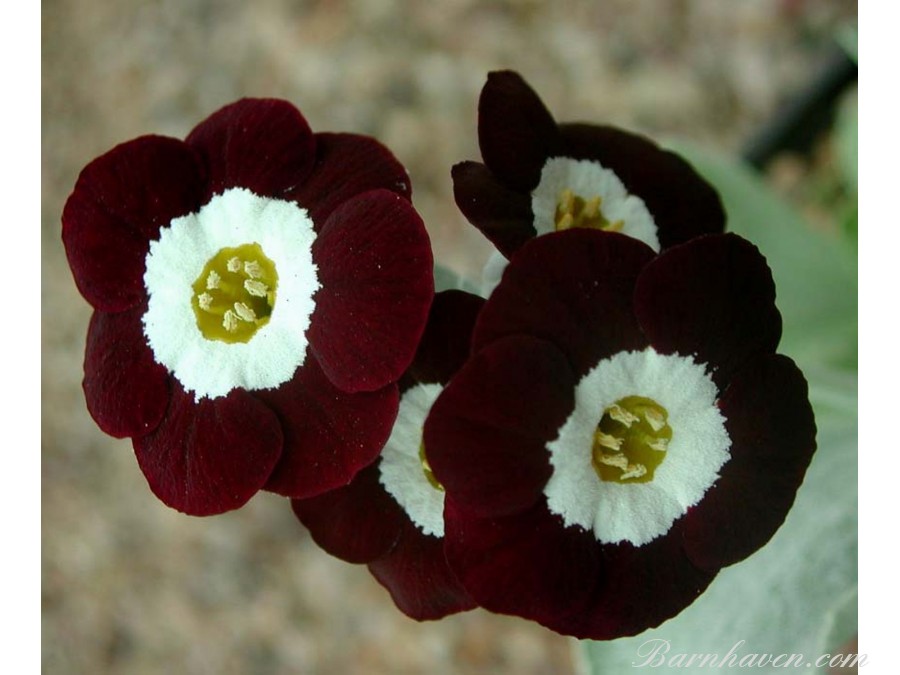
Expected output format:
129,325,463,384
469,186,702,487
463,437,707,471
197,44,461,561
579,385,857,672
667,143,858,373
836,23,858,64
835,91,858,194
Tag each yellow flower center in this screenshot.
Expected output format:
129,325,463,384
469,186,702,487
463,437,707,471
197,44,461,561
592,396,672,483
191,242,278,343
419,441,444,492
554,188,624,232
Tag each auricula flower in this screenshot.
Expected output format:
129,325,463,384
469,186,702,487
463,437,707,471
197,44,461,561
424,230,815,639
292,291,482,620
63,98,434,516
452,71,725,259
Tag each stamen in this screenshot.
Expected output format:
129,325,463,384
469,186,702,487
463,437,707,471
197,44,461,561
244,260,263,279
620,463,648,481
222,309,239,333
226,256,242,273
206,270,221,290
597,453,628,469
583,196,602,218
244,279,269,298
608,404,639,427
233,302,256,322
643,408,666,432
594,430,623,451
556,213,575,231
198,292,213,311
647,438,669,453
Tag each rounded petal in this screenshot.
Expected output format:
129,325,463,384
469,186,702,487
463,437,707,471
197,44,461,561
634,233,782,388
62,135,205,312
478,71,560,191
186,98,315,201
309,189,434,393
443,499,600,625
683,354,816,571
369,521,476,621
401,289,484,391
134,383,283,516
83,306,170,439
424,335,573,518
288,132,412,229
473,230,653,377
558,123,726,247
255,356,399,499
291,463,405,563
451,161,535,258
554,523,716,640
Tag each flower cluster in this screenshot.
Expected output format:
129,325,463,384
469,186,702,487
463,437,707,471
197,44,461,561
63,73,815,637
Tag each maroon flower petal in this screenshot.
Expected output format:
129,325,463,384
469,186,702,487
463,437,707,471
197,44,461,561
478,71,560,191
134,383,283,516
473,230,652,377
443,498,600,625
287,132,412,229
255,356,399,499
62,136,205,312
451,161,536,258
558,123,726,247
83,306,170,439
682,354,816,571
425,335,572,519
401,289,484,391
634,233,782,388
554,524,716,640
369,520,477,621
309,189,434,393
291,462,405,563
185,98,315,201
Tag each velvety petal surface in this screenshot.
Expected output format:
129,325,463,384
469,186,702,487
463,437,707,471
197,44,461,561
256,356,399,499
443,499,600,625
369,520,477,621
83,306,170,439
478,70,560,191
309,189,434,393
62,136,205,312
558,123,726,248
473,230,652,377
554,523,716,640
291,463,405,563
134,384,283,516
425,335,573,518
401,289,484,392
186,98,315,201
683,354,816,571
287,132,412,229
634,233,782,388
451,161,536,258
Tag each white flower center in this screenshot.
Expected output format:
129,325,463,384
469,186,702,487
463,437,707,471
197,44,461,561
531,157,660,252
378,383,446,537
544,348,730,546
142,188,320,400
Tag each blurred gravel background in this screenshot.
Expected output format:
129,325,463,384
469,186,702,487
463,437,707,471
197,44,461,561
42,1,855,673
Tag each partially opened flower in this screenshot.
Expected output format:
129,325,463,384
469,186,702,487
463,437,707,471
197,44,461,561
291,290,482,620
452,71,725,259
63,98,434,516
424,230,815,639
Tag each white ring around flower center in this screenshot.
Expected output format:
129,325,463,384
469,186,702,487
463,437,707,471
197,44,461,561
378,383,446,537
544,348,730,546
531,157,661,252
142,187,320,400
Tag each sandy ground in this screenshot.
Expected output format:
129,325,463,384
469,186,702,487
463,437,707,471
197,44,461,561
42,1,854,673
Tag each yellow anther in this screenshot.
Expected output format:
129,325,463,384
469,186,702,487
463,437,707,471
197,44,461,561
233,302,256,323
206,270,221,290
222,309,239,333
591,395,672,484
227,256,242,273
643,407,666,432
594,430,623,451
198,292,213,311
244,260,263,279
608,403,640,427
597,453,628,469
620,463,648,481
647,437,669,453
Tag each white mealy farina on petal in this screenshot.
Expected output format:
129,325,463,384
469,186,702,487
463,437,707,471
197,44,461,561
544,348,730,546
531,157,661,251
142,188,320,400
379,383,446,537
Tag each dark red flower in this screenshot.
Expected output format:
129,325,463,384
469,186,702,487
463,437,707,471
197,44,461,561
424,230,815,639
63,98,434,516
453,71,725,259
291,291,483,620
